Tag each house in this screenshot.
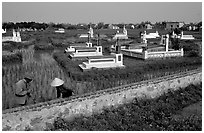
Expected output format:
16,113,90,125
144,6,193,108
112,26,128,40
165,22,185,30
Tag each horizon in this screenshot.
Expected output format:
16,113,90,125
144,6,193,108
2,2,202,24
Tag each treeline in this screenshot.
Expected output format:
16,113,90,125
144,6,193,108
2,22,48,30
53,52,201,92
50,83,202,131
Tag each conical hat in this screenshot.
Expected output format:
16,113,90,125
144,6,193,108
51,78,64,87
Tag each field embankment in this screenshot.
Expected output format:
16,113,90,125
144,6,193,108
52,83,202,131
2,69,201,131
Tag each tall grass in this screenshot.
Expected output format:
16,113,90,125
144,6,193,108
2,46,78,110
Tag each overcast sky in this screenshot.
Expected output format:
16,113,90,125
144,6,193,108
2,2,202,24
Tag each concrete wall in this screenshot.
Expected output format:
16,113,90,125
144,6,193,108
2,69,202,131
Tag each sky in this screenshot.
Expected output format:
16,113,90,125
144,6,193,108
2,2,202,24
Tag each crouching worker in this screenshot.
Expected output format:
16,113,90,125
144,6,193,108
15,77,33,106
51,78,74,98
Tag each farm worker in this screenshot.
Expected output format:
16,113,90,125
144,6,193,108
51,78,74,98
15,77,33,106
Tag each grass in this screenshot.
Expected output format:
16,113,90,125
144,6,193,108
49,83,202,131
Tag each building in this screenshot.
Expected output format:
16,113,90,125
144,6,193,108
79,53,125,71
2,29,21,42
165,22,185,30
112,26,128,40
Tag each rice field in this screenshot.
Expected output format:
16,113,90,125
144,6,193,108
2,46,81,110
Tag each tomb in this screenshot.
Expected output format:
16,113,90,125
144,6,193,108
2,29,21,42
141,30,160,39
69,46,103,58
112,26,128,40
65,42,93,52
55,28,65,33
79,53,125,71
2,29,6,34
121,34,183,59
180,31,195,40
79,26,94,38
171,31,195,40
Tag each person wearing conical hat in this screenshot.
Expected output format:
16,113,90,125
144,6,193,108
51,78,74,98
15,77,33,106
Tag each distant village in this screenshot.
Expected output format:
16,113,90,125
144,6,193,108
2,21,202,32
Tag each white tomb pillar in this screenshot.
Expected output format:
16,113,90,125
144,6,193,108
181,31,184,38
165,34,169,52
123,26,127,36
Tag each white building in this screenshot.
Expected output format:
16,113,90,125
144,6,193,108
79,53,125,71
55,28,65,33
2,29,21,42
112,26,128,40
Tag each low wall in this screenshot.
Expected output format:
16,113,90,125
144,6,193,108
121,49,183,59
2,68,202,131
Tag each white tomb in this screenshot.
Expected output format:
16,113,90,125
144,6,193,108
2,29,21,42
171,31,195,40
79,26,94,38
121,34,183,59
2,29,6,34
65,42,93,52
112,26,128,40
180,31,195,40
79,53,125,71
69,46,103,58
55,28,65,33
141,31,160,39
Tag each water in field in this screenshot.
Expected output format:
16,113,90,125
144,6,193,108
2,46,75,110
